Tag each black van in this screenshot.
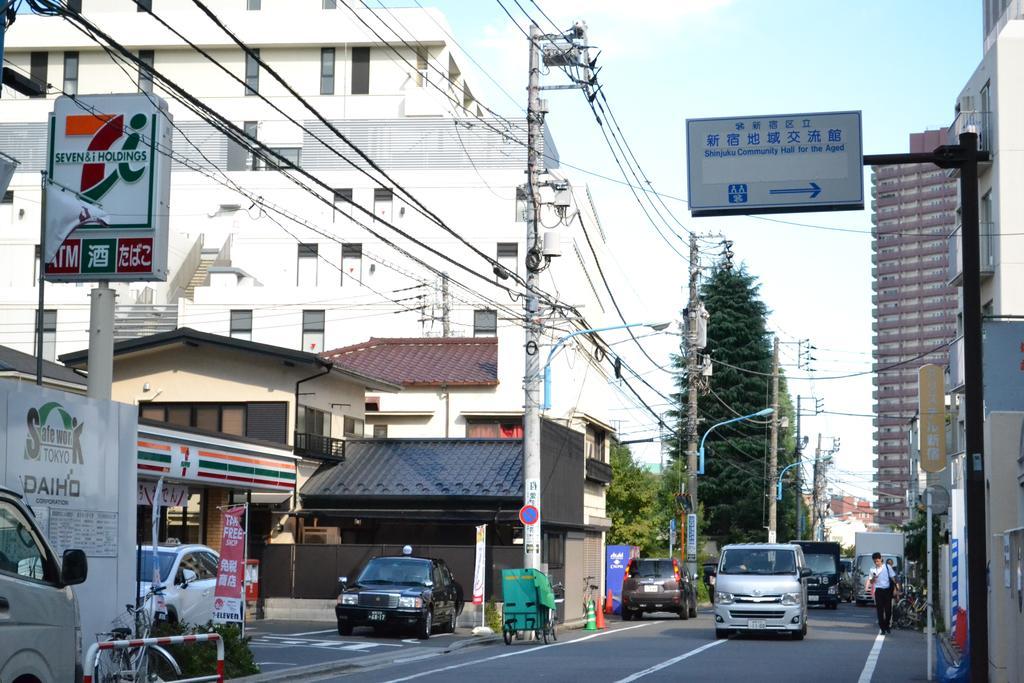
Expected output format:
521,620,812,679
791,541,841,609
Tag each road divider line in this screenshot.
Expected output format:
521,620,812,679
613,639,727,682
290,628,338,637
857,632,885,683
379,622,656,683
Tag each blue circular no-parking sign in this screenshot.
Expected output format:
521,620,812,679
519,505,539,525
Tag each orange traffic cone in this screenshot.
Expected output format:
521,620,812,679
594,599,606,630
605,589,614,614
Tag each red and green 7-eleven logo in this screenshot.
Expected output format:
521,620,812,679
65,113,149,201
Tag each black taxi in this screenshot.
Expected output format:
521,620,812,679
335,552,463,639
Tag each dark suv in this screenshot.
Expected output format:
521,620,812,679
621,557,697,620
335,554,463,639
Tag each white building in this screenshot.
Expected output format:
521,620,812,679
948,3,1024,680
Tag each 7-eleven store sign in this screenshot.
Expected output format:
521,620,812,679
137,426,296,494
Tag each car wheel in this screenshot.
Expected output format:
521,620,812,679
679,606,689,620
417,610,432,640
337,621,353,636
715,628,729,639
634,610,643,620
689,600,698,618
621,608,633,622
792,621,807,640
829,602,838,610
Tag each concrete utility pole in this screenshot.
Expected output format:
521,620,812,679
441,272,450,337
795,396,803,540
767,336,779,543
812,433,823,541
685,233,700,579
521,23,544,570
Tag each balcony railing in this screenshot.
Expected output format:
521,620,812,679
585,458,613,485
947,223,995,286
293,431,346,461
947,336,965,394
947,110,992,155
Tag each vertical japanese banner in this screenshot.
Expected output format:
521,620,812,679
213,506,246,624
473,524,486,627
918,364,947,473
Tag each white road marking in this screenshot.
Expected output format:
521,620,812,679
613,640,727,682
253,636,403,651
857,632,886,683
290,628,339,637
379,622,657,683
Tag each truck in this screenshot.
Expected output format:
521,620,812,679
791,541,842,609
853,531,904,606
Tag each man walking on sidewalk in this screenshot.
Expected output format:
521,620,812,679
867,552,899,634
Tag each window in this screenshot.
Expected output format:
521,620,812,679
2,191,12,204
229,310,252,341
243,121,259,170
542,531,565,568
515,186,528,222
266,146,300,170
373,424,388,438
496,243,518,281
140,402,286,442
323,0,337,7
0,500,53,583
63,52,79,95
136,0,152,10
585,426,607,462
35,310,56,362
341,243,362,284
332,188,352,220
247,0,261,8
351,46,370,95
373,188,393,221
466,419,522,438
297,405,331,436
67,0,81,11
245,48,260,96
320,47,335,95
297,243,318,287
343,415,364,437
473,309,497,337
302,309,325,351
415,47,429,87
138,49,154,94
29,52,47,98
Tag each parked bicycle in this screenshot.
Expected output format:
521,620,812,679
93,584,181,682
583,575,600,614
893,583,927,630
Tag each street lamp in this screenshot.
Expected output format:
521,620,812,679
542,321,672,410
697,408,774,475
776,455,831,500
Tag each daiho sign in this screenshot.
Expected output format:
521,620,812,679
46,94,171,282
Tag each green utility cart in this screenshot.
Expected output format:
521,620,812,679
500,568,558,644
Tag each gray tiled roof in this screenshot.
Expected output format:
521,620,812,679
300,439,522,502
0,345,85,386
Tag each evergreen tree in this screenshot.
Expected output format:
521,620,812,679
666,264,797,546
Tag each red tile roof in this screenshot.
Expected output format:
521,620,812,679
323,337,498,387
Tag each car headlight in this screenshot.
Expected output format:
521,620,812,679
399,596,423,608
828,586,838,595
340,594,358,605
781,592,801,606
715,591,734,605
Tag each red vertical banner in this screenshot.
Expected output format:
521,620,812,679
212,506,246,623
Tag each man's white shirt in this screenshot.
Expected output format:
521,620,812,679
871,564,895,589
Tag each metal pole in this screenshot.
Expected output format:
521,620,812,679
522,24,543,570
959,132,988,683
813,434,823,541
441,272,450,337
36,172,46,385
927,486,934,681
768,337,779,543
795,397,802,540
86,281,116,400
685,233,699,579
242,502,249,639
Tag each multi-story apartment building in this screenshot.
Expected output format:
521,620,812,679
870,130,959,526
950,3,1024,679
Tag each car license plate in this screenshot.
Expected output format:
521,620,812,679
747,620,767,630
368,611,386,622
808,595,819,602
644,585,658,593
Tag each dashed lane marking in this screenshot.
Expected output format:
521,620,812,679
857,632,885,683
613,639,727,682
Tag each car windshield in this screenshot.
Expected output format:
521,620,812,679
720,548,797,575
139,550,177,583
840,560,853,573
357,558,432,586
805,553,838,575
856,555,901,575
633,560,675,578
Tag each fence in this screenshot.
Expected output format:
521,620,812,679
260,543,528,603
83,633,223,683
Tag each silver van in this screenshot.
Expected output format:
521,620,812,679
713,543,810,640
0,486,89,682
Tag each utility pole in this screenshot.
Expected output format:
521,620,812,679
812,433,823,541
685,233,700,579
767,336,779,543
795,396,803,540
441,272,450,337
521,24,544,570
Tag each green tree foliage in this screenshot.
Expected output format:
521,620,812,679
666,265,798,546
606,443,666,554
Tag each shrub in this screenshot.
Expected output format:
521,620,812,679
485,599,503,632
151,621,259,679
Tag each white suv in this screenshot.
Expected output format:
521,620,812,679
139,544,219,626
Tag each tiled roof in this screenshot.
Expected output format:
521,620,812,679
300,439,522,501
323,337,498,387
0,345,85,386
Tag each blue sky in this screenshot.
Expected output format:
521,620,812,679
412,0,985,502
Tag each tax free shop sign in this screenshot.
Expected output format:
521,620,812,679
685,111,863,217
46,94,171,282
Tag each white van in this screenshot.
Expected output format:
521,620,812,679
713,543,810,640
0,486,89,683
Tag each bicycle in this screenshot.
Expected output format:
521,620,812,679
582,575,599,615
893,584,927,630
93,585,181,683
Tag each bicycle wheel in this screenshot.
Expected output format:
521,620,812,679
93,648,127,683
138,645,181,683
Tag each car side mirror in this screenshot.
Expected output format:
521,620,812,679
799,567,812,578
338,576,348,589
424,580,434,588
60,549,88,587
180,568,198,587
